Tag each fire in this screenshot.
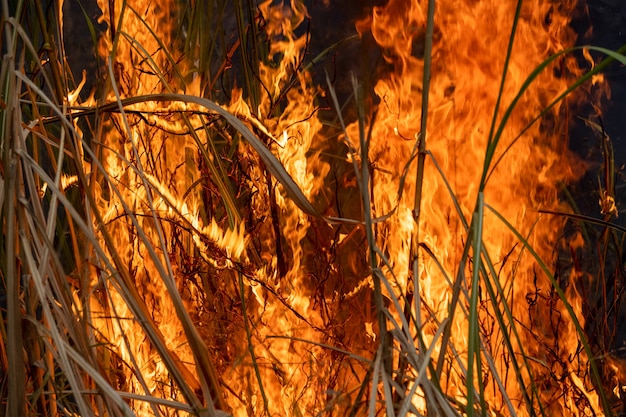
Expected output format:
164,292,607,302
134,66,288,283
85,0,609,415
352,0,601,414
91,0,224,414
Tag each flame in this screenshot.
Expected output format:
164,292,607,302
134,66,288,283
351,0,601,414
91,0,213,414
91,0,333,414
220,2,332,414
86,0,609,415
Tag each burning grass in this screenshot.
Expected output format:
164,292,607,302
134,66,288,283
2,0,626,416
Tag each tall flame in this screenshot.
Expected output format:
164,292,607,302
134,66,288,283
92,0,218,414
352,0,600,414
87,0,608,415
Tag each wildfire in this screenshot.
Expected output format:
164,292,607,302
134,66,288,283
353,0,596,413
85,0,609,415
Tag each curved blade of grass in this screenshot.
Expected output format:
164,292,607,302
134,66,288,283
487,47,626,186
62,92,367,224
538,209,626,234
302,35,360,73
485,0,523,160
482,44,626,189
75,0,99,55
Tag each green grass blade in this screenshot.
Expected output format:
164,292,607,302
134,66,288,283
467,193,485,416
483,45,626,188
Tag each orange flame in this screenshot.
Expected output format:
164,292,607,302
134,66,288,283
88,0,609,415
352,0,602,414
